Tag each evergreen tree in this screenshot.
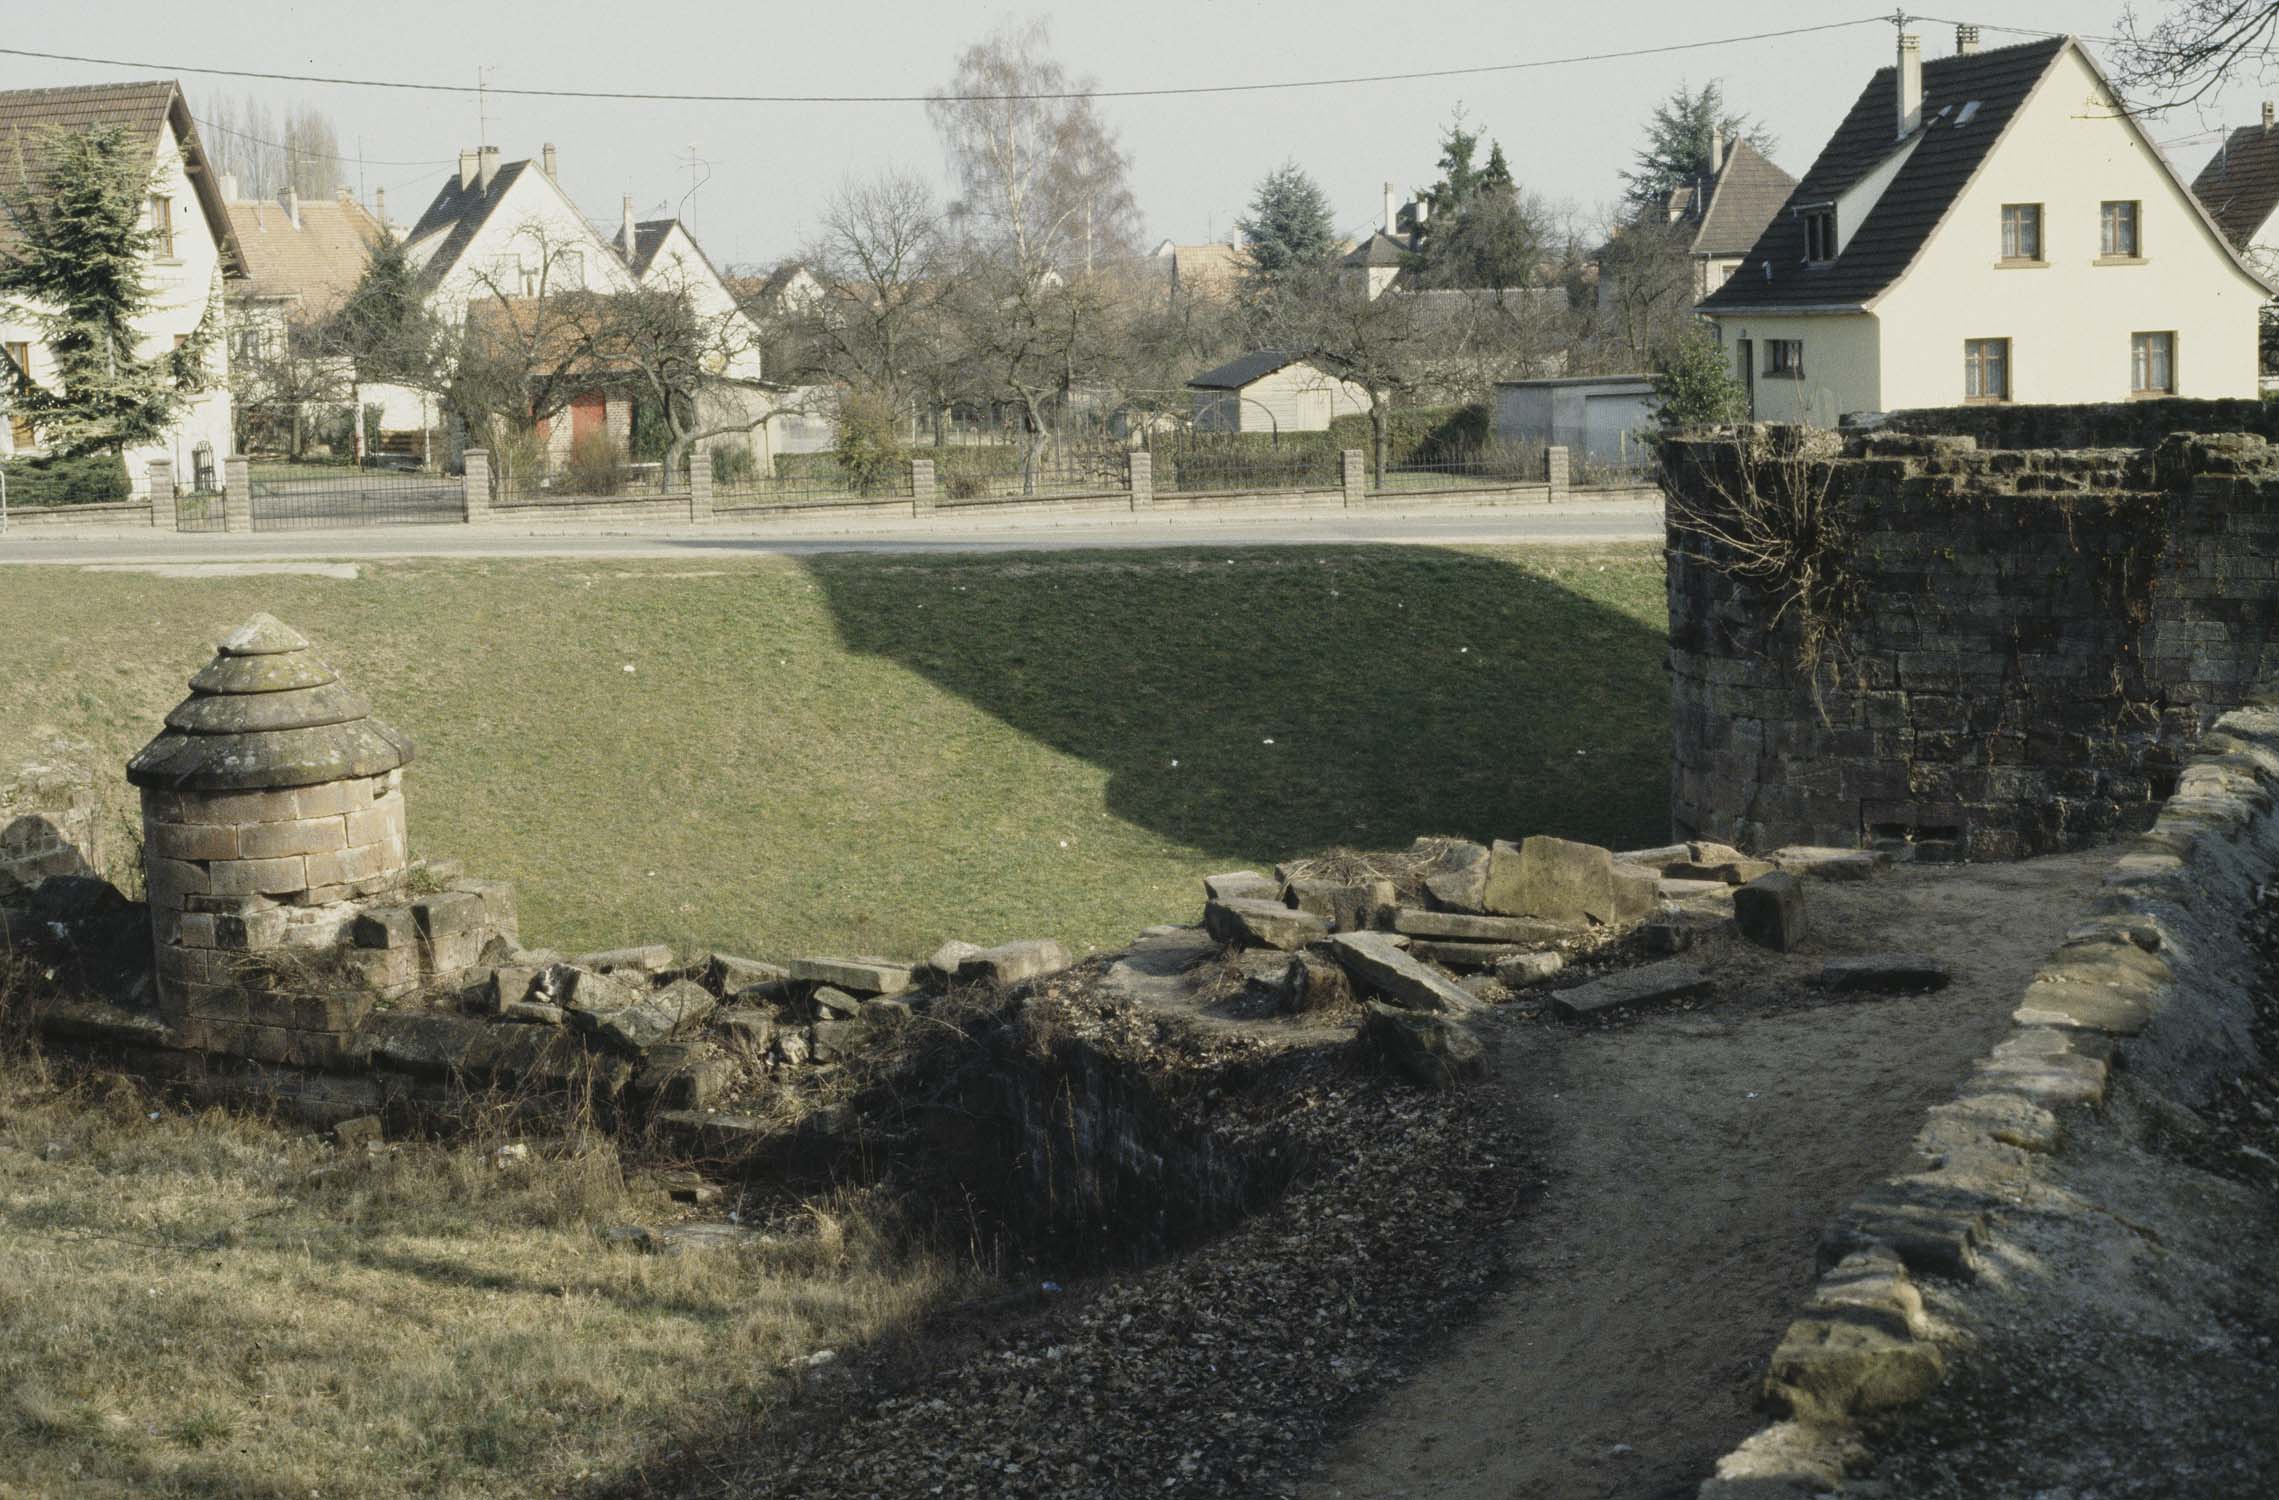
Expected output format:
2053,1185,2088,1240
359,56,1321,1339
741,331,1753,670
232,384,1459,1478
1236,161,1336,285
1622,81,1775,209
1654,326,1749,429
0,124,219,457
328,230,441,388
1413,113,1547,290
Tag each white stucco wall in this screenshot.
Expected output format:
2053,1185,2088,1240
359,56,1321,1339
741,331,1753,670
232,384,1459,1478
1710,314,1883,425
1494,378,1658,461
637,223,766,382
0,117,233,492
410,167,636,325
1876,46,2265,408
1192,362,1372,433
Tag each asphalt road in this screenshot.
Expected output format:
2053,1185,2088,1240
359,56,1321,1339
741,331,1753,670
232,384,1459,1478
0,497,1662,564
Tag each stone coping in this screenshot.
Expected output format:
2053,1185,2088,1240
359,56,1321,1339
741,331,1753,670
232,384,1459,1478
1698,703,2279,1495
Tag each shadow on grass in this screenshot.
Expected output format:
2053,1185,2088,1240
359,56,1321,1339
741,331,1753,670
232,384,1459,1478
802,544,1672,859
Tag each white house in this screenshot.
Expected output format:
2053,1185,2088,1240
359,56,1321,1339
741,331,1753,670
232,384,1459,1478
1186,350,1371,433
0,80,241,495
1697,28,2271,423
2189,102,2279,283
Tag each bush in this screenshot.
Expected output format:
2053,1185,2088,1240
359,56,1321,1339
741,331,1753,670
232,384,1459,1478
1328,403,1490,464
832,393,907,496
560,429,623,496
0,451,132,506
711,443,758,486
1654,329,1748,429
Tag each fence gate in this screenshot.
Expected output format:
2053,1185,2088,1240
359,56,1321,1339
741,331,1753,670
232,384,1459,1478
249,466,464,531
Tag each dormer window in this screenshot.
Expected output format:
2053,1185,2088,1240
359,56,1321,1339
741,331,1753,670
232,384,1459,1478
1803,207,1837,264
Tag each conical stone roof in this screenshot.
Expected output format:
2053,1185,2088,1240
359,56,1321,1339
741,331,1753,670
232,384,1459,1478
127,614,414,792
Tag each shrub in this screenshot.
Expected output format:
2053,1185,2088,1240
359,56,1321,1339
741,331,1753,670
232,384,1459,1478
832,393,907,496
711,443,758,486
0,451,132,506
489,423,546,495
1328,403,1490,464
560,428,624,496
1655,329,1748,430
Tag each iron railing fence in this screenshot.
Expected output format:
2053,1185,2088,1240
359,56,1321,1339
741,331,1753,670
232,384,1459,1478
248,463,464,531
935,444,1126,504
174,487,225,532
1365,443,1549,495
714,459,914,510
1150,440,1342,496
493,457,677,505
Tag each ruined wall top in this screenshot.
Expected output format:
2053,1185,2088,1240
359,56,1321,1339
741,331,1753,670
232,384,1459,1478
127,614,414,793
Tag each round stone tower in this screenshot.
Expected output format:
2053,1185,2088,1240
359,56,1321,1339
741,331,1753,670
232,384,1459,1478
128,614,413,1007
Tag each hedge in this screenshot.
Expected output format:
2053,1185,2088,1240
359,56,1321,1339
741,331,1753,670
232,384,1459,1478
0,451,133,507
773,444,1021,482
1327,403,1492,464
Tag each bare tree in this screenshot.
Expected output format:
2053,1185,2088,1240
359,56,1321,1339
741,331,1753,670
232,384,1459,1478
798,169,949,421
1584,213,1699,368
200,94,342,197
2110,2,2279,108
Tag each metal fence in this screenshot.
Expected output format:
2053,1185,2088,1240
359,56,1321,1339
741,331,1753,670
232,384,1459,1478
935,445,1126,504
249,462,464,531
714,459,912,510
1365,443,1549,495
1150,441,1342,496
174,486,225,532
493,456,678,505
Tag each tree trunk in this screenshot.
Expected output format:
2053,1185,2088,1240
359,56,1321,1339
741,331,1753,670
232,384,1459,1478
1371,402,1389,489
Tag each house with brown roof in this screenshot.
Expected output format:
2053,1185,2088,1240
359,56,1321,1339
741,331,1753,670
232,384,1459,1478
1620,134,1797,303
1698,27,2270,424
1150,239,1250,302
0,79,243,493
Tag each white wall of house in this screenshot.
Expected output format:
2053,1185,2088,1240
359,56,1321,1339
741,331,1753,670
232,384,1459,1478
635,222,766,382
409,167,635,324
0,116,232,492
1192,362,1372,433
1714,314,1883,425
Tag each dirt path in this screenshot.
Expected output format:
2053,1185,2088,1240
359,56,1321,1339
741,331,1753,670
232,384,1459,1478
1310,850,2113,1500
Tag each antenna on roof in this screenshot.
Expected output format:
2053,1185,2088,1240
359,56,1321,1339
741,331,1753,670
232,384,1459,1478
676,145,711,231
476,65,494,150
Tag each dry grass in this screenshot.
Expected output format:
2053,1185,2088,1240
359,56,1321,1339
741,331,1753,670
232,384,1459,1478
0,1043,957,1499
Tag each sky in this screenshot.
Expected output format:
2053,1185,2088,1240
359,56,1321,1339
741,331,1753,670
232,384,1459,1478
5,1,2266,269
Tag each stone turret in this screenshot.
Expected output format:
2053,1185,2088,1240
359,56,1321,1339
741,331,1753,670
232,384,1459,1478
129,615,413,1009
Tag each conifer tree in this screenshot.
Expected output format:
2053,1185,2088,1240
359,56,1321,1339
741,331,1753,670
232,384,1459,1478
0,124,219,457
1236,161,1337,288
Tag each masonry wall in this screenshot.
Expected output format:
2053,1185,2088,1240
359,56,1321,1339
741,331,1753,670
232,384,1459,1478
1666,427,2279,856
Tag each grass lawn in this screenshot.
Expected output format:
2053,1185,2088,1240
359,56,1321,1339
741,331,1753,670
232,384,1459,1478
0,544,1669,962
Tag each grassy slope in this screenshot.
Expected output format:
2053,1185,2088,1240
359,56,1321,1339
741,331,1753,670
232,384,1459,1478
0,545,1667,961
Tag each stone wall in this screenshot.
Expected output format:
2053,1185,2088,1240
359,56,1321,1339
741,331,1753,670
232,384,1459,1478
1879,396,2279,452
0,749,108,895
1666,427,2279,856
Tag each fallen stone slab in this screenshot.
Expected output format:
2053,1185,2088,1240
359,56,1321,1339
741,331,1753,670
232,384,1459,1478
1734,871,1808,952
1656,877,1732,901
1328,931,1482,1015
1413,836,1490,913
1493,951,1564,987
1202,870,1281,904
501,1000,566,1025
785,956,912,996
1482,834,1612,923
1205,897,1328,952
1404,938,1538,971
1548,959,1712,1019
918,940,985,986
582,979,717,1052
955,938,1072,987
1392,907,1574,944
1768,846,1885,882
1285,877,1394,933
1614,843,1691,868
1671,857,1778,885
573,944,676,974
810,986,863,1019
1816,955,1952,994
702,953,788,996
1353,1001,1483,1090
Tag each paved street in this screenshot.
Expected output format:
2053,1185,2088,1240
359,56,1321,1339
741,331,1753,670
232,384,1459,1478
0,497,1662,565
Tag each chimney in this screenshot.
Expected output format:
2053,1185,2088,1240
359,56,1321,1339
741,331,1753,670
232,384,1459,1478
477,145,500,191
284,186,299,230
542,142,557,178
1384,181,1396,236
621,194,636,254
2265,101,2275,130
459,148,479,190
220,171,240,201
1956,24,1980,55
374,187,387,228
1709,130,1725,176
1897,32,1924,139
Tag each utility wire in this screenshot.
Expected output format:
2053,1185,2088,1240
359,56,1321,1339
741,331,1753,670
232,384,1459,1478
189,110,454,169
0,18,1885,106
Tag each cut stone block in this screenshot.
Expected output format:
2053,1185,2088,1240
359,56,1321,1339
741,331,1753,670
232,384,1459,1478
1614,843,1690,869
1657,877,1732,901
1327,931,1482,1015
1482,835,1629,925
1549,959,1712,1019
702,952,788,996
1354,1001,1483,1090
1608,862,1660,922
584,979,717,1053
1202,870,1281,904
1204,898,1328,952
1817,955,1952,994
785,956,912,996
955,939,1072,987
1768,846,1885,882
1392,907,1575,944
811,986,863,1019
1734,871,1808,952
576,944,677,975
1404,939,1538,971
1493,951,1565,987
1285,878,1394,933
1414,837,1490,913
501,1001,565,1025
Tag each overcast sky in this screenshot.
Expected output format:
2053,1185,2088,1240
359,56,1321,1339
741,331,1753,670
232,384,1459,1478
9,1,2263,268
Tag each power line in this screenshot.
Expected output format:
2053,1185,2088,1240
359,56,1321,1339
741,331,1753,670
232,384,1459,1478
189,110,453,169
0,19,1886,106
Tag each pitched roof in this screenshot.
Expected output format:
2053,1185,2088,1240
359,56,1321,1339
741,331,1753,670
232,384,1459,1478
1687,138,1798,258
1340,231,1414,268
224,192,383,317
625,218,675,276
401,159,532,288
1167,242,1248,297
0,80,242,274
2191,120,2279,247
1700,36,2072,313
1188,349,1321,390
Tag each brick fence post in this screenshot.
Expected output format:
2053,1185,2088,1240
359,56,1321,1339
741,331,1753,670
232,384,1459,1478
223,455,251,532
1340,449,1364,507
689,438,714,522
146,459,174,529
910,457,936,513
1126,449,1152,511
462,448,490,524
1546,444,1571,503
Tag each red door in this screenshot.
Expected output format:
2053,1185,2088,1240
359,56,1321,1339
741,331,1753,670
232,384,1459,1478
569,392,607,443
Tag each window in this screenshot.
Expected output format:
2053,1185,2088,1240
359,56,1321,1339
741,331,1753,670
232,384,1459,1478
1965,337,2011,401
2132,331,2175,394
1766,339,1805,378
1999,203,2042,262
149,195,174,257
1803,208,1837,263
4,341,33,449
2101,200,2141,258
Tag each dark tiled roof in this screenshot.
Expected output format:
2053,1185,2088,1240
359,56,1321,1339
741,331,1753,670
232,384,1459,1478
402,159,530,289
1188,349,1313,390
1700,36,2069,312
1340,230,1414,268
0,80,241,273
2191,122,2279,247
627,218,674,275
1690,138,1798,258
224,193,383,315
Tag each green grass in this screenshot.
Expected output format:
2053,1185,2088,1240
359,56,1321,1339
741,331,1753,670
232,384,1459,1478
0,545,1669,961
